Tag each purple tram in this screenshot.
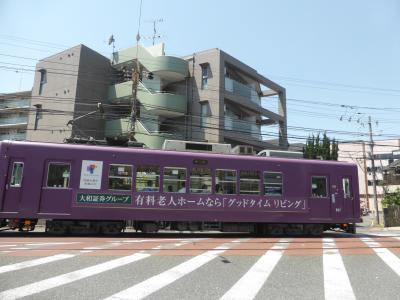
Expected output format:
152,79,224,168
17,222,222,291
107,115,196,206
0,141,361,235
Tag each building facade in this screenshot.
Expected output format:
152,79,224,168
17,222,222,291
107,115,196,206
27,45,111,143
25,43,287,151
339,139,400,215
0,91,31,141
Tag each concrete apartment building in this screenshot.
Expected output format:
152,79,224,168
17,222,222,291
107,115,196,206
0,91,31,141
25,43,287,151
28,45,111,142
339,139,400,215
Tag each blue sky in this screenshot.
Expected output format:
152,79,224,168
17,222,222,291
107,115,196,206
1,0,400,144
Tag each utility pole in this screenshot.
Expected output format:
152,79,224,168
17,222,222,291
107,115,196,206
130,0,143,141
362,141,370,211
368,115,380,224
130,34,141,141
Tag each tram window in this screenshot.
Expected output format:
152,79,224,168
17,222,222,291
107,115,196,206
108,164,132,191
240,170,260,195
10,162,24,187
164,167,186,193
311,176,327,198
216,169,236,194
343,178,352,199
190,167,211,194
264,172,283,196
47,163,70,188
136,165,160,192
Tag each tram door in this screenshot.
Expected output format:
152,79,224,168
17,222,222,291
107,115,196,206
1,159,25,213
342,177,354,218
330,175,345,219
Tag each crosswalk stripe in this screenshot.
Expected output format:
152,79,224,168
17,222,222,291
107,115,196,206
219,238,290,300
104,239,245,300
361,237,400,277
0,239,196,300
323,238,355,300
0,254,75,275
0,251,151,300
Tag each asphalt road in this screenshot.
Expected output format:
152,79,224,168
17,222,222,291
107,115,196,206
0,222,399,300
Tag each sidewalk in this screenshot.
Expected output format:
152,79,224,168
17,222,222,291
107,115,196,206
357,214,400,231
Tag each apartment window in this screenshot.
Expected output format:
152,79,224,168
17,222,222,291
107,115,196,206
201,64,209,89
311,176,327,198
264,172,283,196
200,102,209,127
216,169,236,194
136,165,160,192
10,162,24,187
38,69,47,95
108,164,132,191
240,170,260,195
190,167,211,194
47,163,70,188
164,167,186,193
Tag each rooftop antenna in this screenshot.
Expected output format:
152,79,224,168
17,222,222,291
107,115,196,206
145,18,163,45
108,34,115,64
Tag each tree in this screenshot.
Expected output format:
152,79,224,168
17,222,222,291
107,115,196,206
322,132,331,160
314,133,321,159
382,188,400,206
303,133,339,161
331,139,339,161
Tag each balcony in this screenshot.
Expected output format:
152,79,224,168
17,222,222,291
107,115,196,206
225,77,260,106
108,83,186,117
0,116,28,129
108,81,133,102
0,132,26,141
105,118,177,149
0,99,30,114
137,87,186,117
225,117,261,140
112,46,188,82
104,118,131,139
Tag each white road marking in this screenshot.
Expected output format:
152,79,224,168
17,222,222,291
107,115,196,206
361,237,400,276
109,238,206,243
0,245,17,248
24,242,80,246
0,254,75,274
83,247,103,250
0,241,188,300
0,252,151,300
219,239,291,300
104,239,245,300
79,250,93,253
323,238,355,300
10,248,29,250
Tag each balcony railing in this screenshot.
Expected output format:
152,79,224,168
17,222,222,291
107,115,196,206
0,116,28,125
225,77,260,106
0,99,30,109
0,132,26,140
224,117,261,139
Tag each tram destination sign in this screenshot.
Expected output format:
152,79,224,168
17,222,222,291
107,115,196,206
76,193,132,204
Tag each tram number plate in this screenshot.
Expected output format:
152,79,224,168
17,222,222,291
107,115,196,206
76,193,132,204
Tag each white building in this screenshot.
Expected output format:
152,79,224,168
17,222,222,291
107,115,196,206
339,139,400,215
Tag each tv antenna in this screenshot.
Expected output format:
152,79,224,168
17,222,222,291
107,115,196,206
108,34,116,64
145,18,163,45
